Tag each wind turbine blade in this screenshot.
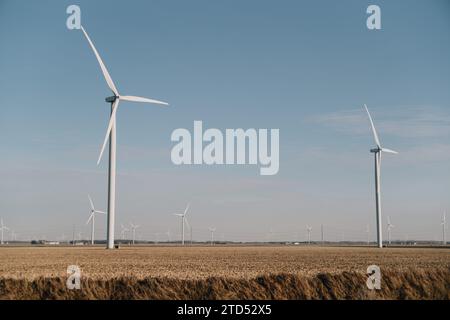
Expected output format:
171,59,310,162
184,203,190,216
95,210,107,214
88,194,95,211
97,99,119,165
364,104,381,148
387,216,391,225
80,26,119,95
173,213,183,217
86,213,94,225
120,95,169,106
381,148,398,154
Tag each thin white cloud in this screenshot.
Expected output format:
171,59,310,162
308,106,450,139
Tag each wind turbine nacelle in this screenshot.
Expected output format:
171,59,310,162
370,148,381,153
105,96,118,103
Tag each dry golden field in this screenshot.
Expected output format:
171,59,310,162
0,246,449,299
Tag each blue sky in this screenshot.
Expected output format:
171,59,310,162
0,0,449,242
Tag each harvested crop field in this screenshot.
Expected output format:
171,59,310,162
0,246,449,299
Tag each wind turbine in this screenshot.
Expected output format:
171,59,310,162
0,219,9,245
442,211,447,245
130,223,139,245
387,216,394,245
80,26,169,249
120,224,129,241
173,203,190,245
209,227,216,246
86,195,106,245
364,104,398,248
166,229,172,242
306,226,312,244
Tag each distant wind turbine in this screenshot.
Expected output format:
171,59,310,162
80,26,169,250
130,223,139,245
387,216,394,245
120,224,129,241
0,219,9,245
86,195,106,245
166,229,172,242
209,227,216,246
173,203,190,245
364,104,398,248
442,211,447,245
306,226,312,244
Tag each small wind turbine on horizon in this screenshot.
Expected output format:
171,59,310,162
306,226,312,244
120,224,129,241
442,211,447,245
80,26,169,250
173,203,190,246
0,219,9,245
86,195,106,245
209,227,216,246
387,216,394,245
364,104,398,248
166,229,172,242
130,223,140,245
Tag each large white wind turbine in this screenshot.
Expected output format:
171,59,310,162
0,218,9,245
364,104,398,248
442,211,447,245
80,26,169,249
86,195,106,245
387,216,394,245
173,203,190,245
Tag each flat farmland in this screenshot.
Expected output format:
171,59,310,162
0,246,448,299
